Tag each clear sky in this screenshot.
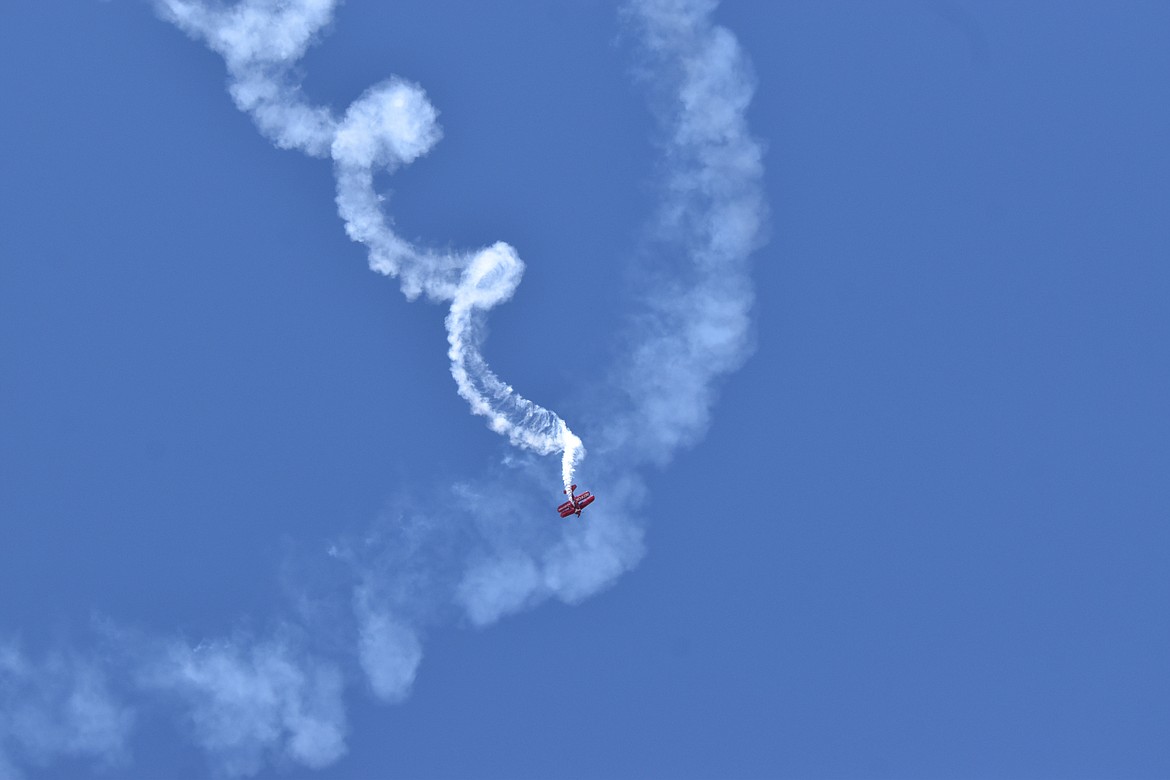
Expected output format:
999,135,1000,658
1,1,1168,778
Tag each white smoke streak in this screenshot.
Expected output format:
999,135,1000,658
0,2,766,777
603,0,766,467
156,0,585,492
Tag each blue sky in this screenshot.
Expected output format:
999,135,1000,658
2,1,1168,778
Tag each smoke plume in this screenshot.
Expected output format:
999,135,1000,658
159,0,586,491
2,0,766,776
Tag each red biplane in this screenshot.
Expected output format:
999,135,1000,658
557,484,595,518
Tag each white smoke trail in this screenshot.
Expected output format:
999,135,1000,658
157,0,584,491
604,0,766,467
0,2,766,777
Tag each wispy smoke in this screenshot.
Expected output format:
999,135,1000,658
4,0,766,776
0,643,133,779
606,0,766,468
139,634,347,775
